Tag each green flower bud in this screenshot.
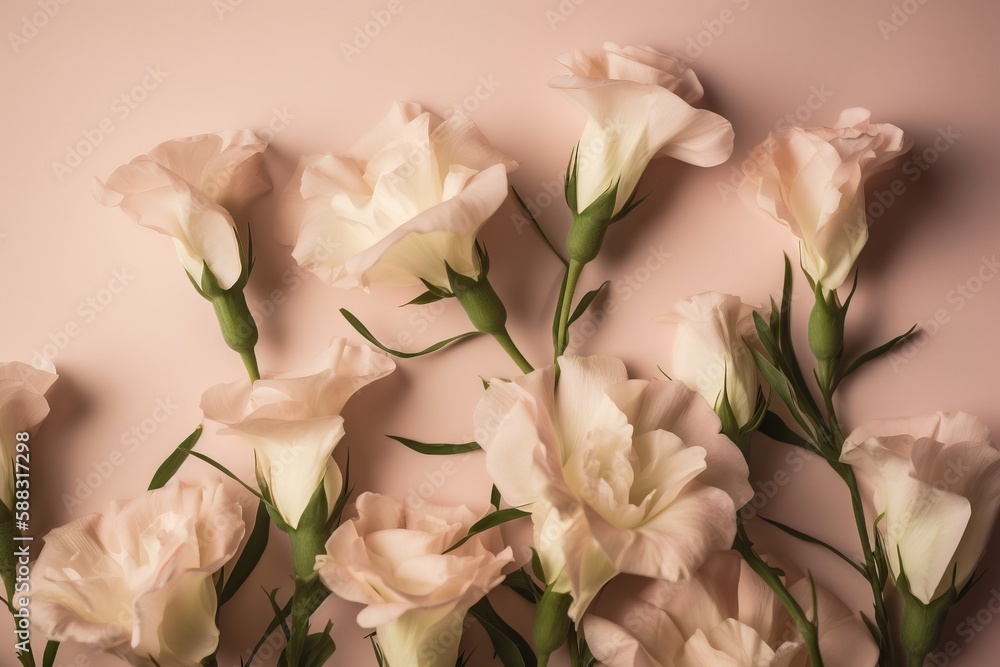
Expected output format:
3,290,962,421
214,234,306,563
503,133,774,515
898,565,958,666
807,287,844,363
446,253,508,336
533,584,573,662
565,182,619,265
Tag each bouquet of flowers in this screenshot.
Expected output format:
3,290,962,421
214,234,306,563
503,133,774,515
4,42,997,667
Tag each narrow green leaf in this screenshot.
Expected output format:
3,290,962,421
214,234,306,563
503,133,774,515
388,435,481,455
568,281,609,326
300,621,337,667
512,187,568,267
186,451,267,503
42,641,59,667
759,516,866,576
749,349,815,440
835,324,918,389
758,411,812,449
490,484,502,510
403,290,447,306
503,568,542,604
530,548,546,582
445,508,530,553
341,308,483,358
148,426,203,490
470,597,537,667
221,500,271,604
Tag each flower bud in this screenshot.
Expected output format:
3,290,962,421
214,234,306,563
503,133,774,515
533,584,573,662
898,566,957,665
446,259,508,336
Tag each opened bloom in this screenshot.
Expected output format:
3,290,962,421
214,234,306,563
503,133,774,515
0,361,57,510
550,43,734,216
741,108,909,289
316,492,513,667
31,481,244,667
474,355,752,620
584,550,877,667
93,130,271,290
277,102,517,290
663,292,763,427
840,412,1000,605
201,339,394,529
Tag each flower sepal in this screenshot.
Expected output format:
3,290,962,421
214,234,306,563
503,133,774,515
533,581,573,665
446,244,507,336
565,148,620,265
898,557,958,667
808,282,847,390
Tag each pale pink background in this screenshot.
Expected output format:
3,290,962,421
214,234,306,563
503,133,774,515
2,0,999,665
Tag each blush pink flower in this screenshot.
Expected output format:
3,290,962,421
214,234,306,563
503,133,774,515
93,130,271,290
584,550,877,667
550,43,734,216
474,355,752,621
840,412,1000,604
31,481,244,667
277,102,517,290
315,492,513,667
741,108,909,289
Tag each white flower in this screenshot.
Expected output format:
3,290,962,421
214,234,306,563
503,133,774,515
31,481,244,667
277,102,517,290
584,550,877,667
663,292,764,426
0,361,57,510
550,43,734,215
316,493,513,667
474,355,752,620
741,108,909,289
201,339,394,529
93,130,271,290
840,411,1000,604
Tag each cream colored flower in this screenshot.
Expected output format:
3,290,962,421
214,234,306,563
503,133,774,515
93,130,271,290
741,108,909,289
32,481,244,667
316,492,513,667
474,355,752,621
584,550,877,667
841,412,1000,604
0,360,57,510
550,43,734,215
277,102,517,290
201,339,394,529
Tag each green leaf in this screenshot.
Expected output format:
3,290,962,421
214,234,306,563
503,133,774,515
341,308,483,358
470,597,538,667
512,187,568,267
299,621,337,667
388,435,481,455
749,349,815,441
759,516,866,576
835,324,918,390
221,500,271,604
530,548,546,582
445,508,530,553
185,450,267,503
758,411,812,449
503,568,542,604
42,641,59,667
568,281,609,326
148,426,203,490
490,484,502,510
403,290,447,306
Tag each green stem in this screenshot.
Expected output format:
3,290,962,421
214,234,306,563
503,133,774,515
908,656,925,667
735,527,824,667
555,259,585,358
568,624,581,666
538,655,550,667
492,329,535,374
241,349,261,382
